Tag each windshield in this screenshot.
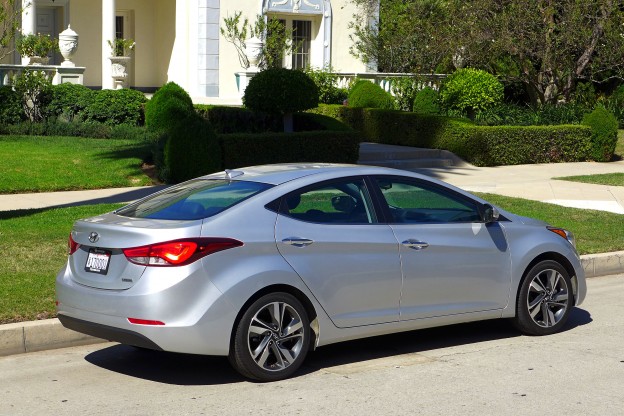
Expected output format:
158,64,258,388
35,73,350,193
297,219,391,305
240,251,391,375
116,180,272,220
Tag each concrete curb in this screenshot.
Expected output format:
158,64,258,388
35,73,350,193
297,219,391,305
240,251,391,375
2,251,623,358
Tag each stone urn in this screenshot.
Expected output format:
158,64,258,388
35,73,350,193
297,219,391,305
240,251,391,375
109,56,131,89
245,36,263,70
59,25,79,67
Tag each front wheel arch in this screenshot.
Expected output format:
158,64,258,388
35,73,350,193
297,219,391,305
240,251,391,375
517,252,578,306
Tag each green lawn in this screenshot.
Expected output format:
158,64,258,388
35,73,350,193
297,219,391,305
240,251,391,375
0,204,122,324
1,194,623,324
0,135,152,194
478,193,624,255
553,131,624,186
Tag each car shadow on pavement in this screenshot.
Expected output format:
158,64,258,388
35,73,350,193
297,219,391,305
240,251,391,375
84,308,591,384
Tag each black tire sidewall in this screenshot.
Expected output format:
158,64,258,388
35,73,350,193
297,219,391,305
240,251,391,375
230,292,311,381
514,260,573,336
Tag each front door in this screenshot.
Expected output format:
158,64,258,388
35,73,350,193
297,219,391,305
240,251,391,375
371,176,512,321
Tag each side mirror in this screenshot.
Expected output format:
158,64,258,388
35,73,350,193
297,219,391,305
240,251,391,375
482,204,500,223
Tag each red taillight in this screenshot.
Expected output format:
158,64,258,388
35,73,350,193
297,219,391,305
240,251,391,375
122,238,243,266
68,233,80,255
127,318,165,326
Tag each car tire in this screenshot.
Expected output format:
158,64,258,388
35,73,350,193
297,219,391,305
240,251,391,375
513,260,573,336
229,292,311,381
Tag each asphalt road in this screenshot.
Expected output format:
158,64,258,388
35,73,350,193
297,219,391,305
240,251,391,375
1,274,623,416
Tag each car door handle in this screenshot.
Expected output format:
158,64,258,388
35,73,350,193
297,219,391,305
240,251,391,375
282,237,314,247
402,239,429,250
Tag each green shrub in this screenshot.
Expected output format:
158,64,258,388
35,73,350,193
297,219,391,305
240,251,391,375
12,69,52,122
572,82,597,109
439,68,504,117
310,104,592,166
413,87,440,115
582,106,619,162
304,66,348,105
605,85,624,128
293,113,353,132
81,89,147,126
391,77,419,112
348,80,395,110
145,82,194,131
474,102,588,126
243,68,319,114
163,113,221,182
220,131,360,169
0,86,25,125
46,83,94,121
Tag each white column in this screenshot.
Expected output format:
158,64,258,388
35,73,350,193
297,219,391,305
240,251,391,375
102,0,116,89
21,0,36,64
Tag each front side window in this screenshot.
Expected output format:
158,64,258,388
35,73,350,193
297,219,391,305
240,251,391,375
116,180,272,220
374,177,481,224
281,178,376,224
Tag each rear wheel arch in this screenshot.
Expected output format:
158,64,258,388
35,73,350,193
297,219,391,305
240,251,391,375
229,284,319,354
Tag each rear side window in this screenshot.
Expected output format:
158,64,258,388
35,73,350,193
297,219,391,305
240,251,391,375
116,180,272,220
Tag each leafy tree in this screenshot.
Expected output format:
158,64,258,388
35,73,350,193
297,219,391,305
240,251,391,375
0,0,27,61
349,0,624,105
221,12,294,70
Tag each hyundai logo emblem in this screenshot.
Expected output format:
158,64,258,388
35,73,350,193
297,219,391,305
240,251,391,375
88,232,100,243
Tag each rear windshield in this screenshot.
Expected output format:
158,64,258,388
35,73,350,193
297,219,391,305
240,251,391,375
115,180,272,220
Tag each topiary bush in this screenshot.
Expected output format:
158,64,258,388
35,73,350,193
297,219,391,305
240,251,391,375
413,87,440,115
45,83,94,121
439,68,504,119
347,80,395,110
195,105,281,133
0,86,25,125
81,88,147,126
145,82,194,132
243,68,319,132
582,106,619,162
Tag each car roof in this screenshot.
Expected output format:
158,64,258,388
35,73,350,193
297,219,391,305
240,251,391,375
201,163,415,186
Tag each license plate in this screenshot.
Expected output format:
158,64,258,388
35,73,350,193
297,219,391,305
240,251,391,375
84,248,111,275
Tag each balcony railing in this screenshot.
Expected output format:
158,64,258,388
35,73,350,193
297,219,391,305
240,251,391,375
0,64,85,87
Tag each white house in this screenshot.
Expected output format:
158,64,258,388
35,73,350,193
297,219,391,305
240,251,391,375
6,0,373,104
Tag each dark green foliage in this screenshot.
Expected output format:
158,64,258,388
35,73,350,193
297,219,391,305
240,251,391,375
194,105,351,134
413,87,440,115
572,82,597,109
81,89,147,126
163,112,221,183
243,68,319,115
45,83,94,121
582,106,619,162
220,131,360,169
604,85,624,128
195,105,282,133
145,82,194,131
310,104,593,166
439,68,504,117
0,86,25,125
348,81,395,110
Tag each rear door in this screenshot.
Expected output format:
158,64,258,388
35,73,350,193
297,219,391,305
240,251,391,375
274,177,402,328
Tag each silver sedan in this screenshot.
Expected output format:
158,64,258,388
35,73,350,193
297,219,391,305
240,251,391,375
56,164,586,381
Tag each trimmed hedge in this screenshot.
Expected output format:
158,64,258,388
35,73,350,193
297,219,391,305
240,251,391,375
145,82,194,132
310,104,593,166
243,68,319,115
220,131,360,169
81,88,147,126
46,83,94,121
195,105,352,134
0,119,159,141
0,86,25,125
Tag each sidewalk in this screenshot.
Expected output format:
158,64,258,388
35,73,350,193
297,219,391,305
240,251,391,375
1,159,623,358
